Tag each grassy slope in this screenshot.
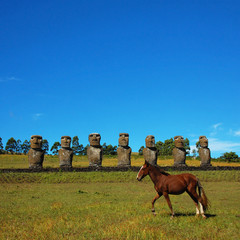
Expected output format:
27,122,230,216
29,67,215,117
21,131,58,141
0,170,240,239
0,180,239,240
0,155,239,239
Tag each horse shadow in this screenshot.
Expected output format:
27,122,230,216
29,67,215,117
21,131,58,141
173,213,217,218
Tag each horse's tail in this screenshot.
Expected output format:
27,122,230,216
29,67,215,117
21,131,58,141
197,179,210,211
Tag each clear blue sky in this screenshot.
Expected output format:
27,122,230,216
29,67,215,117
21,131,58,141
1,0,240,157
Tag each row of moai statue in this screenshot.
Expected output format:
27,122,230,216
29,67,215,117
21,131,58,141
172,135,211,167
27,134,212,169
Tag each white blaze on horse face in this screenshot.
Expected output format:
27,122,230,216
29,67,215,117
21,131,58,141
137,166,143,180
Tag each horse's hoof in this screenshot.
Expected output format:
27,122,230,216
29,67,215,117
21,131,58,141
202,214,207,219
195,214,200,218
152,211,157,216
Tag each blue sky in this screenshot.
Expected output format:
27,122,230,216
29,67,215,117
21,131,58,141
1,0,240,157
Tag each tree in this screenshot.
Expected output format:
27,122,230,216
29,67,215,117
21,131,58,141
156,137,190,156
72,136,81,155
138,146,144,155
220,152,239,162
42,139,49,154
102,143,117,155
0,137,3,154
102,143,107,153
21,140,30,154
192,149,197,158
108,145,117,155
196,141,200,153
155,141,164,155
78,144,84,155
50,142,61,155
184,138,190,155
156,138,175,156
5,137,17,154
16,139,22,154
82,144,89,155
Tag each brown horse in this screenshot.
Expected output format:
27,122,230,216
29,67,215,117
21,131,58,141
137,161,209,218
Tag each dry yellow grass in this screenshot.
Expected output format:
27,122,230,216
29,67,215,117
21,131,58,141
0,154,240,169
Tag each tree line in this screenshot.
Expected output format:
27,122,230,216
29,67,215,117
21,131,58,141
0,136,117,156
138,138,190,156
0,136,239,162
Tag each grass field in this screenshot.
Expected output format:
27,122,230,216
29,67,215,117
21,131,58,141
0,155,240,239
0,170,240,240
1,154,240,169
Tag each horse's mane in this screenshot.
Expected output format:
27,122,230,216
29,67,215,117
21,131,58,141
150,163,171,176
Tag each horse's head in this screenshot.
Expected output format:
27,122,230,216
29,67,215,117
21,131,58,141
136,161,150,181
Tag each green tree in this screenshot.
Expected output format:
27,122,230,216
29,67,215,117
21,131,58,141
16,139,22,154
109,145,117,155
192,149,197,158
21,140,30,154
83,144,89,155
162,138,174,156
0,137,4,154
155,141,164,155
138,146,144,155
50,142,61,155
102,143,107,153
72,136,84,155
220,152,239,162
5,137,17,154
102,143,117,155
42,139,49,154
78,144,84,155
184,138,190,155
196,141,200,153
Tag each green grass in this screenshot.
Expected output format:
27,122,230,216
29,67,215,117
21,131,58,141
0,170,240,183
0,171,240,239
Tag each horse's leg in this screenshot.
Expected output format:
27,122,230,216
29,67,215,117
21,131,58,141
187,188,206,219
151,193,162,215
163,192,175,217
186,190,200,217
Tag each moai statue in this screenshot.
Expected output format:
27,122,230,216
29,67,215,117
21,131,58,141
87,133,103,167
143,135,158,165
199,136,212,167
58,136,73,168
173,136,187,167
117,133,131,167
28,135,44,169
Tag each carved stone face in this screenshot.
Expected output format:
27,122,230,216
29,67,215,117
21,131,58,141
174,136,184,148
145,135,155,148
199,136,208,148
30,135,43,149
89,133,101,147
61,136,71,148
118,133,129,147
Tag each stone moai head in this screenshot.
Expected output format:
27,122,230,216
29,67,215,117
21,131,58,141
30,135,43,149
28,135,44,169
174,136,184,148
145,135,155,148
118,133,129,147
61,136,71,149
89,133,101,147
199,136,208,148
